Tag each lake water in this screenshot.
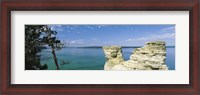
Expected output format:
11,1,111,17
40,47,175,70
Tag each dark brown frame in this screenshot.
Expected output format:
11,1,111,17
0,0,199,95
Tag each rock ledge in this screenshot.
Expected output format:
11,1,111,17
102,41,169,70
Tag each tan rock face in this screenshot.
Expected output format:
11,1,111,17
102,41,169,70
102,46,124,70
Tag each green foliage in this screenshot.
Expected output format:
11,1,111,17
25,25,48,70
40,26,63,70
25,25,66,70
41,26,64,50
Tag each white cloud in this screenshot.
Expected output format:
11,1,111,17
49,25,64,32
125,32,175,45
98,25,106,28
86,25,106,30
97,25,105,28
86,26,94,29
161,26,175,32
126,37,148,42
70,40,84,44
158,33,175,39
65,26,77,32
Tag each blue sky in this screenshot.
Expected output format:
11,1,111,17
49,25,175,47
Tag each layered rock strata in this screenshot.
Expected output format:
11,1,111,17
103,41,169,70
103,46,124,70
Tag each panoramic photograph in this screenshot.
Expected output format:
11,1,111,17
25,25,175,70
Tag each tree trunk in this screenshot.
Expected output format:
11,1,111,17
51,48,60,70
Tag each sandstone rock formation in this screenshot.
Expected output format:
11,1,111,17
102,41,169,70
103,46,124,70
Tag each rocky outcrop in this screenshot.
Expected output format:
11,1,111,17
102,41,169,70
103,46,124,70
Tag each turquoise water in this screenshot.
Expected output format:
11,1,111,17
40,47,175,70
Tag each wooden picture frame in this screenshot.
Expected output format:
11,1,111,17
0,0,199,95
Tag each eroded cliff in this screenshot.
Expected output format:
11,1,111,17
103,41,169,70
